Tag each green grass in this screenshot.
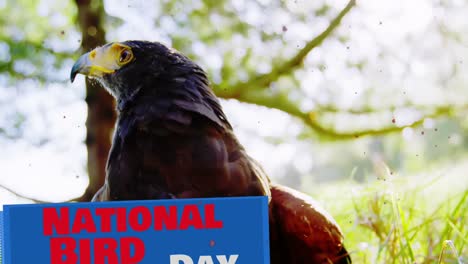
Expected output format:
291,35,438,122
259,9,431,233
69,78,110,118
310,161,468,264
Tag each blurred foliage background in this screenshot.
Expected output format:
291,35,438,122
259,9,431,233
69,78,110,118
0,0,467,263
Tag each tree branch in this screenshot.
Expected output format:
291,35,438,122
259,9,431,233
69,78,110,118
0,183,50,204
216,0,356,97
312,103,452,115
227,90,460,139
211,0,459,139
0,183,84,204
301,106,456,139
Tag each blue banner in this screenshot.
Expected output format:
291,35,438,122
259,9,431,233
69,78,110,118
1,197,269,264
1,210,3,264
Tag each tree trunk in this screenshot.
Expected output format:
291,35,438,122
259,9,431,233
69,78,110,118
75,0,116,201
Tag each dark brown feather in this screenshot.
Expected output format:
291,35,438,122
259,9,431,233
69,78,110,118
95,94,270,201
269,184,351,264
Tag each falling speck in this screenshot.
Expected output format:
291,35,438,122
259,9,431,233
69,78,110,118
282,25,288,32
379,21,383,25
76,175,79,179
209,240,215,247
60,30,65,35
63,115,66,119
421,131,425,135
434,145,438,148
391,118,396,124
390,171,393,175
354,92,357,94
346,46,350,50
434,128,438,132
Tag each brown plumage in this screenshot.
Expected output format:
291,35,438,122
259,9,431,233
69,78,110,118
270,184,351,263
71,40,351,263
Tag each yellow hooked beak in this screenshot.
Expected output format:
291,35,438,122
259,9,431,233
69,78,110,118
70,42,134,82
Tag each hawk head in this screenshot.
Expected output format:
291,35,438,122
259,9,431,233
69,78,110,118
71,40,228,127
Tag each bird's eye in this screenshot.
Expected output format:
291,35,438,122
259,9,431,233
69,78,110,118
118,49,133,65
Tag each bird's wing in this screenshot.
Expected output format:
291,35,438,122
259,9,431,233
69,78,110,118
269,183,351,264
99,94,270,201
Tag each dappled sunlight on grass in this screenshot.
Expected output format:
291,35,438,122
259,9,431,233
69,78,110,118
308,158,468,263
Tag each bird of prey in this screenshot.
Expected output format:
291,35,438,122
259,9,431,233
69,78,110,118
71,40,352,263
